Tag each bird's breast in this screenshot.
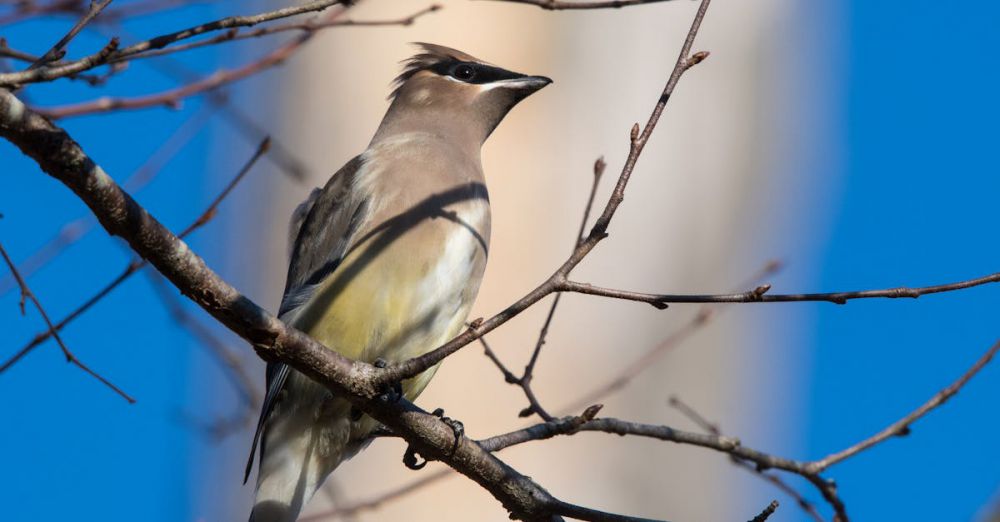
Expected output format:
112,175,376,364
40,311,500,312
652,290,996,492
295,176,490,371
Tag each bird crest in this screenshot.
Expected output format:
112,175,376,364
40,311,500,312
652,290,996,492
390,43,486,99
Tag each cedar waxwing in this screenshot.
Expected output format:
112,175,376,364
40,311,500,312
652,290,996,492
246,43,552,522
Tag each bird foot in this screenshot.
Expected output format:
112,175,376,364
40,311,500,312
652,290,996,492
432,407,464,453
401,408,464,471
352,359,402,421
373,358,403,404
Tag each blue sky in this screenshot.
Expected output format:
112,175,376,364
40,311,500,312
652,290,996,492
1,2,998,521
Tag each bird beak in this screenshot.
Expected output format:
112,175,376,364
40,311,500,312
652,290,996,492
495,75,553,93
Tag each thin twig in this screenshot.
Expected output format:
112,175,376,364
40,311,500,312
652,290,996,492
484,157,607,421
487,337,1000,522
748,501,779,522
559,260,782,415
28,0,114,69
668,396,823,522
0,240,134,402
558,272,1000,307
36,32,313,118
32,5,441,117
94,23,310,182
0,0,346,86
0,137,270,374
0,38,124,85
118,4,442,64
479,413,846,520
178,136,270,235
807,339,1000,473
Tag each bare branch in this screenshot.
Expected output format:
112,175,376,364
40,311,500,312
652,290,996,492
484,157,607,421
487,336,1000,522
748,501,779,522
0,135,269,374
549,501,664,522
668,396,823,522
0,38,125,85
559,260,782,415
28,0,114,69
1,258,143,373
31,5,440,118
35,33,313,118
179,136,271,235
807,339,1000,473
0,240,134,402
480,412,846,520
0,0,346,86
117,4,442,64
85,26,310,181
558,271,1000,307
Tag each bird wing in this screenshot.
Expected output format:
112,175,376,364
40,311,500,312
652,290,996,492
244,155,369,484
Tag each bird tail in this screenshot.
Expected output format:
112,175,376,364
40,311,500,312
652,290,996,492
249,412,353,522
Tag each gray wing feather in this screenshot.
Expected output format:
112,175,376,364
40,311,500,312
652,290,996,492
244,155,368,484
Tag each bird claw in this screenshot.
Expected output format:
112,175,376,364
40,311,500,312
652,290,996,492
401,408,464,470
373,358,403,404
403,445,428,470
432,407,464,452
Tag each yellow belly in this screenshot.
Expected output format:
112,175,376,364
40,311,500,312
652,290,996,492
290,220,483,401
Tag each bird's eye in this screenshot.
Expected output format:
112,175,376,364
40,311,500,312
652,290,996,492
452,64,476,81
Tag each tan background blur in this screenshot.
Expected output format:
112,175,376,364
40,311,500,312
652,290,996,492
201,0,839,520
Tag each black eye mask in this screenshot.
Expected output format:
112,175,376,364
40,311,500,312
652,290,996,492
429,59,527,85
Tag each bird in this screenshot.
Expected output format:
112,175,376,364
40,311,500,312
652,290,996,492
245,43,552,522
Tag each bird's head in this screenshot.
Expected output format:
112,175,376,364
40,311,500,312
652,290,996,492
378,43,552,145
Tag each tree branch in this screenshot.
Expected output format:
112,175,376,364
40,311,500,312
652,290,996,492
0,239,134,402
30,5,439,118
116,4,442,64
27,0,114,69
807,339,1000,474
558,271,1000,307
0,0,347,86
748,501,779,522
558,260,782,416
483,157,607,421
0,132,268,374
668,396,823,522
